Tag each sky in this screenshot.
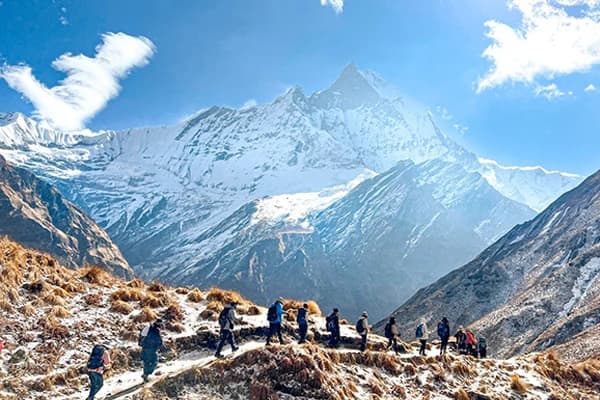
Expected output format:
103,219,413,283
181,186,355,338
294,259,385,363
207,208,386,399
0,0,599,175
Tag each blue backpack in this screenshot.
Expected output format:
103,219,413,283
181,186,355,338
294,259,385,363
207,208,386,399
416,324,424,338
437,322,449,338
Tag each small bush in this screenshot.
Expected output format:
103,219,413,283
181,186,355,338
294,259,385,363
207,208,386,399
111,288,145,302
134,307,158,323
163,303,184,322
79,266,107,284
111,300,134,315
206,287,244,305
510,374,529,394
187,288,204,303
148,281,167,292
140,293,170,308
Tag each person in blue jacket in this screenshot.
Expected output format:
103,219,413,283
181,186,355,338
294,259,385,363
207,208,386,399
139,319,164,383
266,297,287,345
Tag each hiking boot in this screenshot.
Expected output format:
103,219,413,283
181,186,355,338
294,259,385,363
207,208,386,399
232,346,239,352
142,374,149,383
215,353,224,358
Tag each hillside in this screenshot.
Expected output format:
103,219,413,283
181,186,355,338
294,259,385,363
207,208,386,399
382,168,600,361
0,238,599,400
0,155,131,277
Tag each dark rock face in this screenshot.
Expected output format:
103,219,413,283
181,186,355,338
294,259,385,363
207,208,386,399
381,169,600,360
0,155,131,277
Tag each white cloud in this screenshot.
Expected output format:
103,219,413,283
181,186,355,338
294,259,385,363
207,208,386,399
0,32,155,131
584,83,597,91
320,0,344,14
59,15,68,25
240,99,258,110
478,0,600,92
534,82,573,99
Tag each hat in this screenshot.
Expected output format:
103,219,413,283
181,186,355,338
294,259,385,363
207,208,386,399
230,301,239,307
333,308,339,313
361,311,368,317
458,325,464,330
277,297,285,303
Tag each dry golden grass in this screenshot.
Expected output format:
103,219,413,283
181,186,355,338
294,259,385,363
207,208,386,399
127,278,145,288
205,301,223,313
175,287,190,295
510,374,529,394
165,321,185,333
78,266,108,285
20,303,37,316
51,286,73,299
111,288,146,302
452,360,475,378
140,292,171,308
134,307,158,323
282,299,322,316
61,279,85,293
199,309,218,321
245,305,261,316
187,288,204,303
42,293,66,307
0,294,13,312
456,388,469,400
206,287,245,305
163,303,184,322
111,300,134,315
49,306,71,318
148,281,167,292
84,293,103,306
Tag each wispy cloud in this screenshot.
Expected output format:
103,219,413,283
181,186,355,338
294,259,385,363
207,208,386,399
478,0,600,92
320,0,344,14
0,32,155,131
584,83,597,92
240,99,258,110
534,83,572,99
59,7,68,25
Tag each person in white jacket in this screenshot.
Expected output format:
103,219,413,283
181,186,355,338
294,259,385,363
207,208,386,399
415,319,429,356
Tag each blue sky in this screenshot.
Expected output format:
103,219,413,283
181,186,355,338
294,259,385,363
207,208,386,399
0,0,599,175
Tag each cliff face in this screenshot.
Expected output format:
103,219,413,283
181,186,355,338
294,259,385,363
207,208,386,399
0,155,131,277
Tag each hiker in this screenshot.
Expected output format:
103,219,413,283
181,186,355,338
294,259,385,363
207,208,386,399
455,326,467,355
437,317,450,355
86,344,111,400
478,336,487,359
465,328,478,357
416,319,429,356
266,297,287,345
215,302,240,358
356,311,370,352
326,308,341,348
384,317,400,354
297,303,309,344
139,319,164,382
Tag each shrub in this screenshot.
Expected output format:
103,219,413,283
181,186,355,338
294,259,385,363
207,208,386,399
148,281,167,292
140,293,170,308
111,288,145,302
206,288,244,305
163,303,184,322
111,300,134,315
510,375,529,394
187,288,204,303
134,307,158,323
78,266,107,284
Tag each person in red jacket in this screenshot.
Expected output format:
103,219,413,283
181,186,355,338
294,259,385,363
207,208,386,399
465,329,478,357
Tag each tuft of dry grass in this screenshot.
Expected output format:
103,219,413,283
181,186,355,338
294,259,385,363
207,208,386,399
455,388,469,400
127,278,145,288
162,303,184,322
245,305,261,316
452,360,475,378
140,292,171,308
60,279,85,293
111,288,146,302
148,281,167,292
206,287,245,305
78,266,107,285
175,287,190,295
111,300,134,315
84,293,103,306
134,307,158,323
0,295,13,312
165,321,185,333
187,288,204,303
42,293,66,307
510,374,529,394
49,306,71,318
20,303,37,316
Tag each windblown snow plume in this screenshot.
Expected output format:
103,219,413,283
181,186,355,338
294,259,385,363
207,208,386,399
0,32,155,131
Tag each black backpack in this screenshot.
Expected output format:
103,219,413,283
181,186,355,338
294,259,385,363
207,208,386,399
87,345,105,369
267,304,278,322
218,307,230,329
326,315,335,331
479,337,487,350
384,323,392,338
356,319,365,334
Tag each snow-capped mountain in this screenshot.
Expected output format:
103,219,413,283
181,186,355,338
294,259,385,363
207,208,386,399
382,168,600,360
0,64,581,314
0,155,131,276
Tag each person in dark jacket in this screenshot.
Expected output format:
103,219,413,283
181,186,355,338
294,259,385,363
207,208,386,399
215,302,240,358
327,308,341,348
140,319,164,382
384,317,400,354
478,337,487,359
416,319,429,356
455,326,467,355
86,344,111,400
437,317,450,355
266,298,287,345
297,303,309,344
357,311,370,352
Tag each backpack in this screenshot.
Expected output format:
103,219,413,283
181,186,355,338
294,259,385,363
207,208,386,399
326,315,335,332
138,326,148,347
87,345,105,370
218,307,231,329
416,324,424,338
267,304,278,322
356,318,365,334
384,323,392,338
437,322,448,338
479,337,487,350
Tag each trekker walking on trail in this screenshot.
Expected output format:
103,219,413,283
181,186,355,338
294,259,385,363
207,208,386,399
86,344,111,400
266,297,287,345
215,302,240,358
356,311,370,352
478,336,487,359
384,317,400,354
437,317,450,355
297,303,309,344
326,308,341,348
416,319,429,356
465,328,478,357
455,326,467,355
139,319,164,383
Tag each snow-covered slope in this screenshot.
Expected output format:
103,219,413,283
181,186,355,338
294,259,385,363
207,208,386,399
0,64,581,314
383,168,600,360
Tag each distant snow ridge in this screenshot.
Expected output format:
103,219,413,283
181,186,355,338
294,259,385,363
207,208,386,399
0,64,583,317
